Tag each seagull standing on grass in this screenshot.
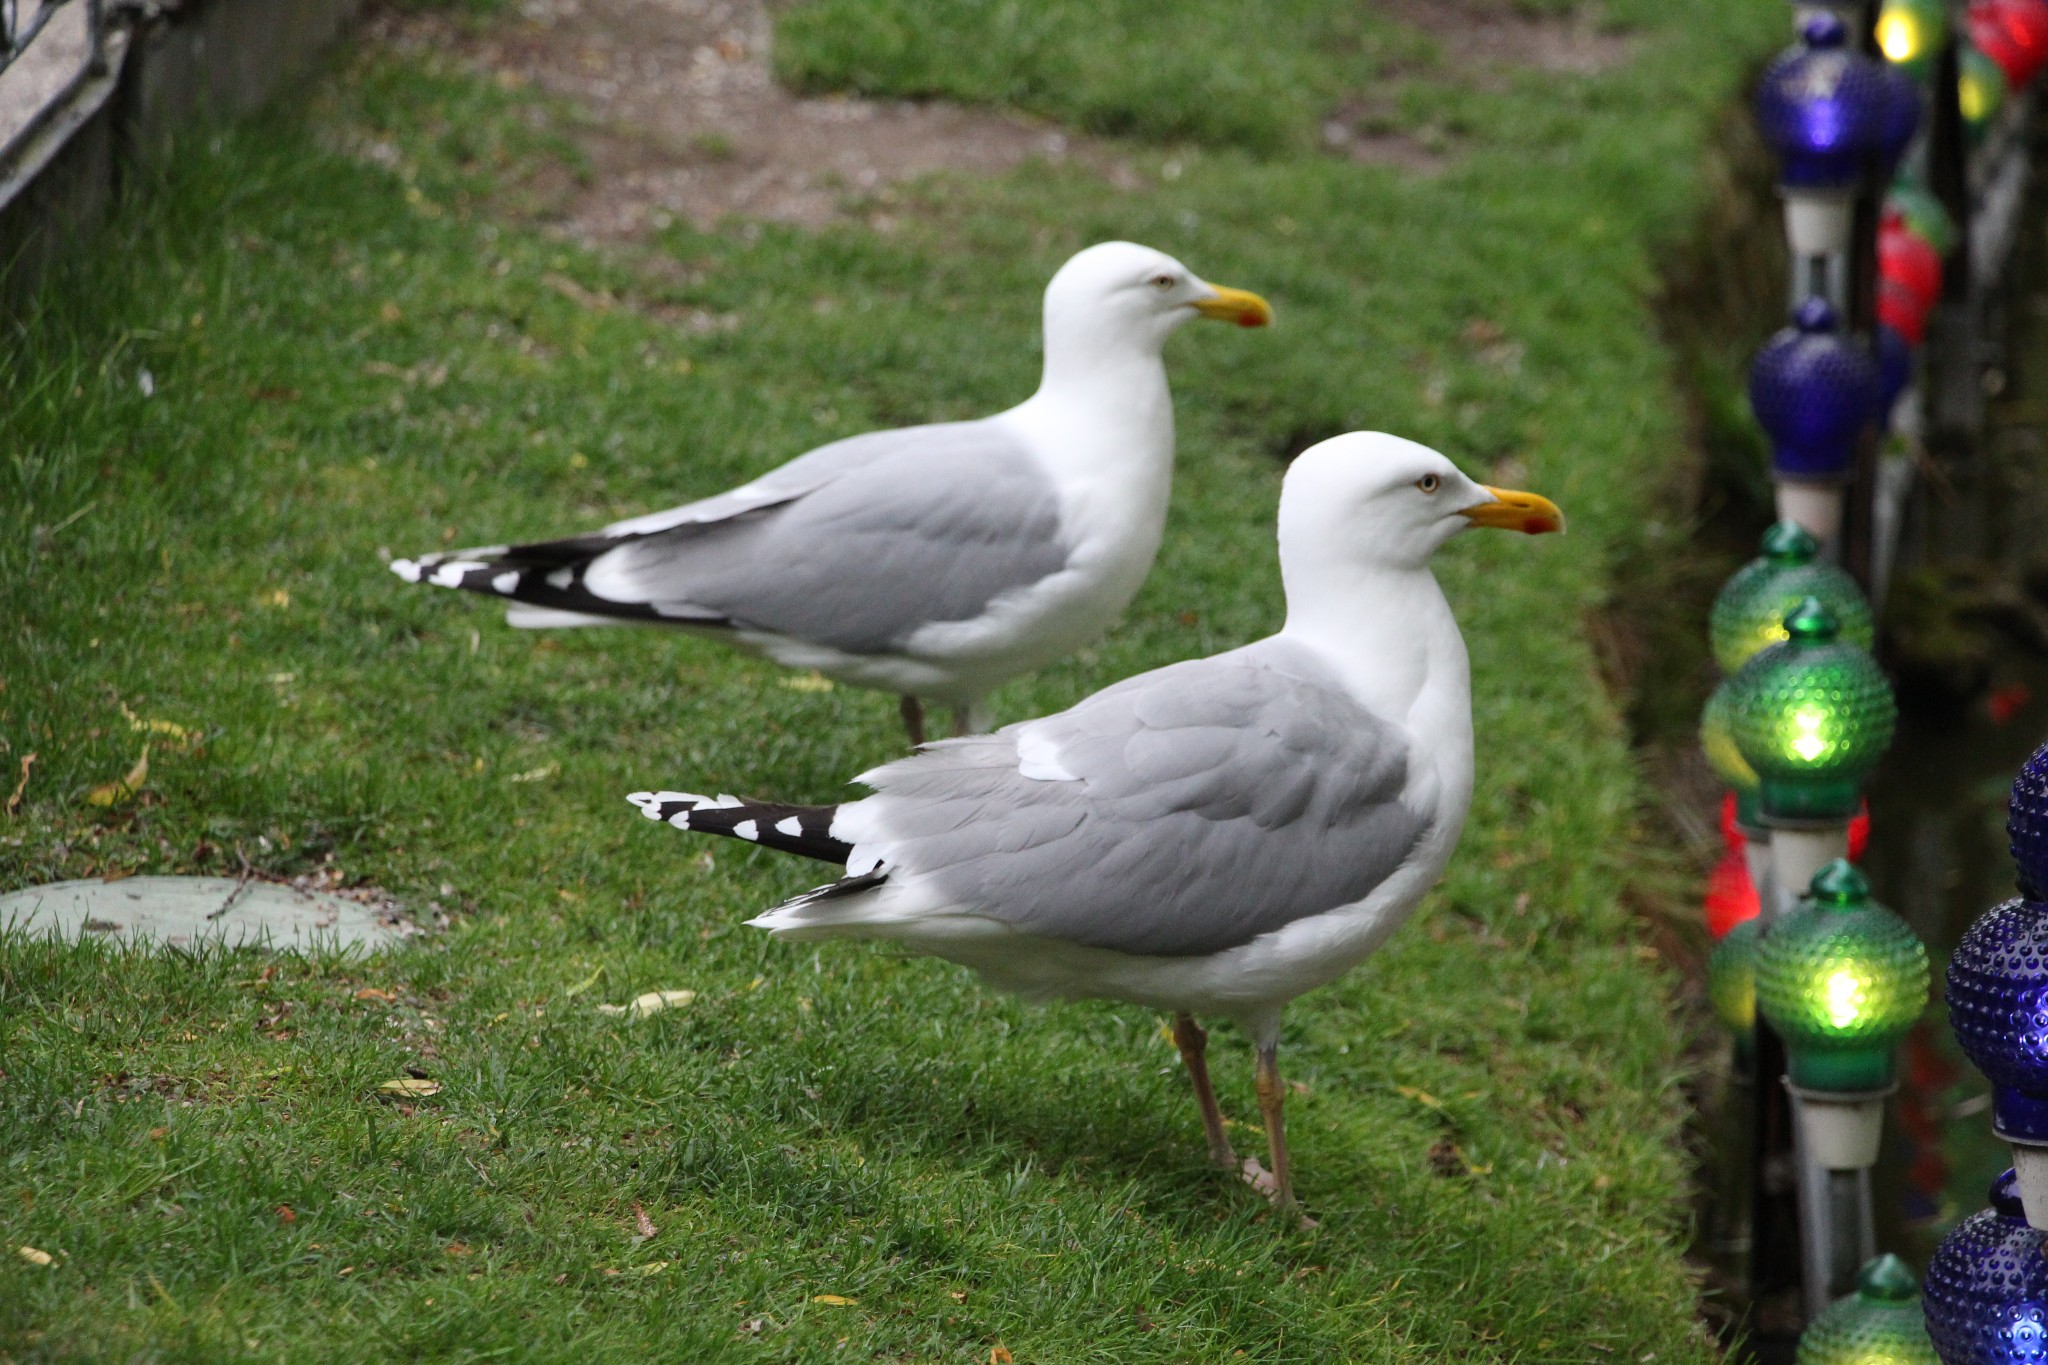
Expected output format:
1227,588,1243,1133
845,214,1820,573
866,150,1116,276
627,433,1563,1215
389,242,1272,744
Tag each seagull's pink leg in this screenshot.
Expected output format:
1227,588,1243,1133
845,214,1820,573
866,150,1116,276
1253,1041,1303,1218
1172,1013,1237,1169
899,695,926,748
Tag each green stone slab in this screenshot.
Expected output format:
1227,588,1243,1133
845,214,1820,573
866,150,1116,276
0,876,408,952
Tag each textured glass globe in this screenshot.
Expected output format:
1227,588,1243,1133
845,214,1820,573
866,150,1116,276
1879,0,1950,79
1756,14,1897,188
1750,299,1883,482
1702,677,1764,808
1711,522,1877,674
1710,915,1762,1037
1924,1171,2048,1364
1726,599,1897,823
1888,179,1958,256
1877,323,1914,434
2013,742,2048,901
1948,897,2048,1142
1755,860,1929,1091
1798,1254,1938,1365
1875,63,1923,174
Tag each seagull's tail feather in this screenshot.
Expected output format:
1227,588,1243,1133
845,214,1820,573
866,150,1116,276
626,790,852,865
388,535,731,631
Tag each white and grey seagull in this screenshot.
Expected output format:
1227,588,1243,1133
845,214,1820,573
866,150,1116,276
389,242,1272,743
627,432,1563,1214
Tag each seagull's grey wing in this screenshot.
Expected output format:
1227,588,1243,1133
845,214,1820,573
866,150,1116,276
864,642,1431,957
395,422,1070,653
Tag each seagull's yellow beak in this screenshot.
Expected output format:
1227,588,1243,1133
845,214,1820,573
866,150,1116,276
1191,283,1274,328
1459,486,1565,535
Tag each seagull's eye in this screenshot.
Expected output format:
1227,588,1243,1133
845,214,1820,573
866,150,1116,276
1149,274,1178,291
1416,474,1441,494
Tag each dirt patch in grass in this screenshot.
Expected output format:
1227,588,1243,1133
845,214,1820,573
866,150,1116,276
368,0,1109,239
1377,0,1638,79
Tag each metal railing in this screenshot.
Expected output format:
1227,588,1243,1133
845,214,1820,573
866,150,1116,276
0,0,109,189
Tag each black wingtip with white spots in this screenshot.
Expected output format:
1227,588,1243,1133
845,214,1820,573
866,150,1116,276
627,790,852,865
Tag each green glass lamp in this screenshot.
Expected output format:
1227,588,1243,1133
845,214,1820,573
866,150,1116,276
1708,916,1762,1064
1701,677,1765,831
1960,43,2009,146
1710,522,1876,676
1755,860,1929,1168
1725,597,1896,826
1876,0,1948,81
1796,1254,1939,1365
1886,178,1957,258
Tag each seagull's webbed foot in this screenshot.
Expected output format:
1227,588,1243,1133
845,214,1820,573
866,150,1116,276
1171,1013,1237,1170
1253,1041,1314,1225
899,695,926,748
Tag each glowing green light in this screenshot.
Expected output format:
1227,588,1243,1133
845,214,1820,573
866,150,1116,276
1709,522,1874,676
1795,1254,1938,1365
1755,862,1929,1093
1725,598,1895,824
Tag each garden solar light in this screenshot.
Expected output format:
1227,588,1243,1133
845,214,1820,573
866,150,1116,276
1710,521,1876,675
1796,1254,1939,1365
1709,915,1762,1063
2011,740,2048,901
1887,178,1958,256
1749,300,1881,548
1960,42,2010,145
1969,0,2048,90
1881,214,1944,313
1878,0,1949,79
1726,597,1897,906
1946,744,2048,1227
1757,15,1897,305
1924,1170,2048,1361
1702,676,1772,894
1755,860,1929,1168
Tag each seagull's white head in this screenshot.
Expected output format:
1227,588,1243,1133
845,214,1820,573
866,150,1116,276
1279,432,1564,580
1041,241,1272,364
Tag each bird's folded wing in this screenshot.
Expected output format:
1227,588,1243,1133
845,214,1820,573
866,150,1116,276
408,421,1072,654
856,641,1431,957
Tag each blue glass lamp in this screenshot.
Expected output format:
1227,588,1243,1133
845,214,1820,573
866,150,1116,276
1750,298,1881,546
1923,1170,2048,1362
1757,15,1898,270
1875,63,1924,176
1751,298,1882,482
2012,741,2048,901
1947,742,2048,1229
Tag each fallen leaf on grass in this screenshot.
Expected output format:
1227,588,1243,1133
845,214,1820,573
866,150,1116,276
354,988,398,1003
276,1205,295,1224
1395,1084,1445,1113
596,990,695,1020
17,1246,54,1267
991,1349,1013,1364
376,1078,442,1099
811,1294,857,1306
778,672,835,693
637,1261,669,1276
632,1203,657,1239
445,1242,471,1258
508,763,559,784
120,704,195,744
6,751,37,816
563,965,606,999
85,745,148,807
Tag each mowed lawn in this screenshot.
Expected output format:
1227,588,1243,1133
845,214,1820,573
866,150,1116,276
2,0,1777,1359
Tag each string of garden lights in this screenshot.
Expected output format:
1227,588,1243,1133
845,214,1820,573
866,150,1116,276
1696,0,2048,1357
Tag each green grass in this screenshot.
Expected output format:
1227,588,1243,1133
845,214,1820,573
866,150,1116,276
1,2,1780,1359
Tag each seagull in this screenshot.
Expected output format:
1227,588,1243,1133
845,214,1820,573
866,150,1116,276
389,242,1272,744
626,433,1563,1214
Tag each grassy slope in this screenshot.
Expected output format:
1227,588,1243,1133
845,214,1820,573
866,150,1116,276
0,1,1777,1359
